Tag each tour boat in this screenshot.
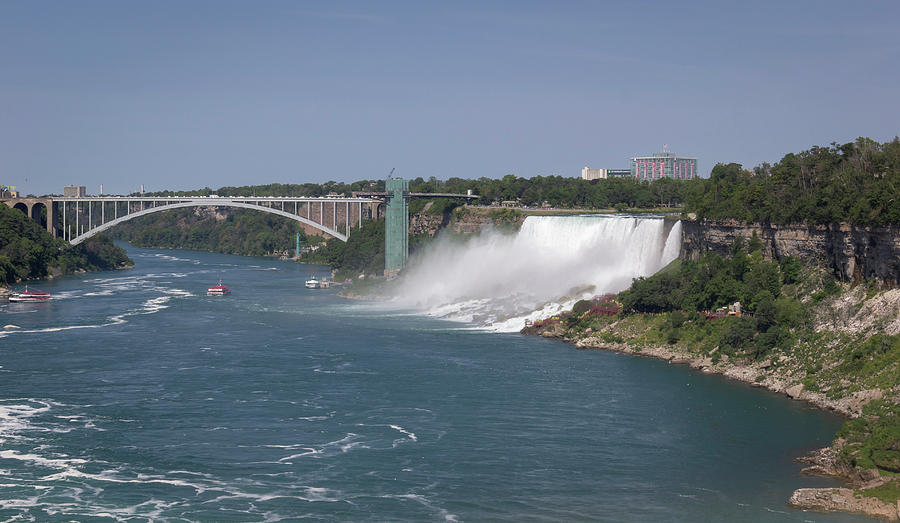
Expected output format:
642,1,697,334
207,280,231,296
8,285,51,302
305,278,320,289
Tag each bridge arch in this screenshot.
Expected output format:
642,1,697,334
69,200,349,246
30,201,47,228
12,202,28,215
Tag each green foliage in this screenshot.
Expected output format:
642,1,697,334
668,310,686,329
744,256,781,304
774,295,806,328
754,291,777,331
666,328,681,345
857,479,900,505
872,450,900,473
572,299,593,315
617,242,819,361
619,270,683,313
838,334,900,376
0,204,131,285
110,208,312,257
780,257,802,285
837,400,900,479
310,219,385,278
720,317,756,352
59,235,133,273
621,241,793,318
140,180,386,198
684,137,900,226
142,175,688,212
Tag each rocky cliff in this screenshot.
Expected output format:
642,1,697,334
448,207,526,234
681,220,900,286
409,206,450,237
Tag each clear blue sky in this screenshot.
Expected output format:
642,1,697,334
2,1,899,195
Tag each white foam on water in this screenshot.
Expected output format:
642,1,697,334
390,215,681,331
2,281,194,339
149,253,199,264
275,433,369,463
50,290,82,300
0,450,89,470
0,400,52,444
379,493,459,522
389,424,418,442
81,290,114,297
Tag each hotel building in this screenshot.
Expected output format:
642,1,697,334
631,151,697,181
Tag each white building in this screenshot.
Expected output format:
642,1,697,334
581,167,608,180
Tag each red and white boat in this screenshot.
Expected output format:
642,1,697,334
207,280,231,296
8,285,51,303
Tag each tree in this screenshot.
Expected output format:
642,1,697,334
754,291,777,331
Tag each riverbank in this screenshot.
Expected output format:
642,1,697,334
1,204,134,288
524,283,900,520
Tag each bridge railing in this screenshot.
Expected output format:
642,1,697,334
12,196,379,245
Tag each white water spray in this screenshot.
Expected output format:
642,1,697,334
391,215,682,332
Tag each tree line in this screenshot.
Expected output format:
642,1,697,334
136,137,900,227
108,208,323,257
685,137,900,226
0,204,132,286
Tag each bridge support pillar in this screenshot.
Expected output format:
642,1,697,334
3,198,56,237
46,200,56,237
384,178,409,277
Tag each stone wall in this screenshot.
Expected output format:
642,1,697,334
681,220,900,286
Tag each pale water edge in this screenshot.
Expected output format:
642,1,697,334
0,243,868,521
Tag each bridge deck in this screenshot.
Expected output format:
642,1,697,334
352,192,477,199
51,196,377,203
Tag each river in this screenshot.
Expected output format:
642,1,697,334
0,244,867,521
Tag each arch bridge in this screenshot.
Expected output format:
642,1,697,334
2,196,380,245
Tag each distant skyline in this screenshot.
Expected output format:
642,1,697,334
2,1,899,196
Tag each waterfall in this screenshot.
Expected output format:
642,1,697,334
391,215,681,332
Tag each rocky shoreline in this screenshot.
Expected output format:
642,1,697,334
533,322,899,520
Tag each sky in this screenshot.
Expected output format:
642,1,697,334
2,1,899,196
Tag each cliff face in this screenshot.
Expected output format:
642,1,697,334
409,212,449,237
448,208,526,234
681,220,900,286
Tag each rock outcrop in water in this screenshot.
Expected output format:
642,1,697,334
789,487,899,520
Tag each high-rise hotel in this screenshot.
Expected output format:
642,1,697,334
631,150,697,180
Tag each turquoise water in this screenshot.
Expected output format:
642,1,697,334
0,245,866,521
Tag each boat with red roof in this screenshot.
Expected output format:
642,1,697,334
207,280,231,296
8,285,51,302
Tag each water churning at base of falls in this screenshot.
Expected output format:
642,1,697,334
392,215,683,331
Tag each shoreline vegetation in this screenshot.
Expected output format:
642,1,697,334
0,204,133,290
6,137,897,519
521,246,900,520
333,139,900,520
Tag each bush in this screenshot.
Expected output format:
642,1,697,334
573,299,593,315
666,328,680,345
775,296,806,328
753,326,782,359
872,450,900,473
754,291,777,331
780,257,802,284
669,310,686,329
720,317,756,352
